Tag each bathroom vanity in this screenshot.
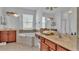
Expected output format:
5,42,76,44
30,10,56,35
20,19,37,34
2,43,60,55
35,32,77,51
0,29,16,43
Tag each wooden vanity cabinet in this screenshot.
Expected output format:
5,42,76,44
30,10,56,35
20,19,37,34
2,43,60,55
36,33,70,51
40,37,49,51
49,48,55,51
57,45,69,51
45,39,56,51
40,36,56,51
0,31,8,42
0,31,16,43
8,31,16,42
40,42,49,51
40,37,45,43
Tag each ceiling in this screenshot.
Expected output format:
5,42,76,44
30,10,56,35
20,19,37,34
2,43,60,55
21,7,59,14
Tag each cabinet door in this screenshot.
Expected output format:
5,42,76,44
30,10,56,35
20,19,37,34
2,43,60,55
8,31,16,42
40,42,49,51
57,45,69,51
45,39,56,51
0,31,8,42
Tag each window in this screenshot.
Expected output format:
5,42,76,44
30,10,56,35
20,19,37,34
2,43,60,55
23,14,33,30
42,17,46,28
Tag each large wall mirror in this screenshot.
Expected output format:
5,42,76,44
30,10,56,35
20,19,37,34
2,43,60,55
61,9,77,36
61,10,73,35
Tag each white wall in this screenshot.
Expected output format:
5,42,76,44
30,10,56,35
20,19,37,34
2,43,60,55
0,8,2,16
35,10,42,30
0,7,5,28
54,10,62,32
1,7,36,29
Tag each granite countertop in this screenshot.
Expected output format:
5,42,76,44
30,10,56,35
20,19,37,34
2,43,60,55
36,32,77,51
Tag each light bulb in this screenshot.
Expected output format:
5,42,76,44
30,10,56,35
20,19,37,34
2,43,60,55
13,14,19,17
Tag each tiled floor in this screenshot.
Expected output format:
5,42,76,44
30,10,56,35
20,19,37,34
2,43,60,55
0,33,40,51
0,42,39,51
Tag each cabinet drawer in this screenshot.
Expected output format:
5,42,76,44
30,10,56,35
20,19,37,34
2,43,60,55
57,45,69,51
45,39,56,50
40,42,49,51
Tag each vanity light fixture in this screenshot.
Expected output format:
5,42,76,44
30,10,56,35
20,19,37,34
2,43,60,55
6,11,19,17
